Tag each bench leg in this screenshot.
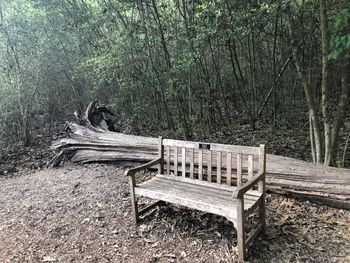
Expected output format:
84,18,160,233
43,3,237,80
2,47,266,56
259,196,266,233
236,199,245,261
129,176,139,225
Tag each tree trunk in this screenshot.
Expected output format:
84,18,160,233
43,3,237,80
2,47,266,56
286,1,350,166
329,51,350,165
48,103,350,210
319,0,332,165
287,6,323,163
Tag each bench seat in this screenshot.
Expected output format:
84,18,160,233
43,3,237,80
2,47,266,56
135,174,262,223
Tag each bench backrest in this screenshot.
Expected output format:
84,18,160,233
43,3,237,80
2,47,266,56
157,137,266,188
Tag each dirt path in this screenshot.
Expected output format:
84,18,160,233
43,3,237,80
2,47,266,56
0,164,349,262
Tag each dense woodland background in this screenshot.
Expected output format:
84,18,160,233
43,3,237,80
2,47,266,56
0,0,349,167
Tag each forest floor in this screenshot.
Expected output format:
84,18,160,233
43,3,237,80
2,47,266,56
0,163,349,263
0,121,350,262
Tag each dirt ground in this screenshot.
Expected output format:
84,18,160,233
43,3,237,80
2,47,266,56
0,164,349,263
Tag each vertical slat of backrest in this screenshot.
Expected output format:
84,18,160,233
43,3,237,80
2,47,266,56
258,144,266,192
166,146,170,174
198,149,203,180
182,147,186,177
174,147,178,176
207,151,212,182
158,136,164,174
190,148,194,179
217,151,222,184
258,144,266,232
248,155,254,180
237,153,243,186
226,152,232,186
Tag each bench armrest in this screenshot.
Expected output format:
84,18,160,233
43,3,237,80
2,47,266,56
232,171,265,199
124,157,162,177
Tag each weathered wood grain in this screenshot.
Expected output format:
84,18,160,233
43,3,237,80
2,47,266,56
49,122,350,209
198,149,203,180
190,148,194,179
174,147,178,176
237,153,243,187
217,151,222,184
134,175,262,222
227,152,232,186
207,151,212,182
182,147,186,177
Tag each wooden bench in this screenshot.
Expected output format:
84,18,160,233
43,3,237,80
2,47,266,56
125,137,266,260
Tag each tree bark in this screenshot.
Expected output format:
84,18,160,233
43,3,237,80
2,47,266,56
48,119,350,210
319,0,332,165
329,51,350,164
286,1,350,166
286,6,323,163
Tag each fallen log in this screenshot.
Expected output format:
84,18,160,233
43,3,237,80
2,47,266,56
49,121,350,209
